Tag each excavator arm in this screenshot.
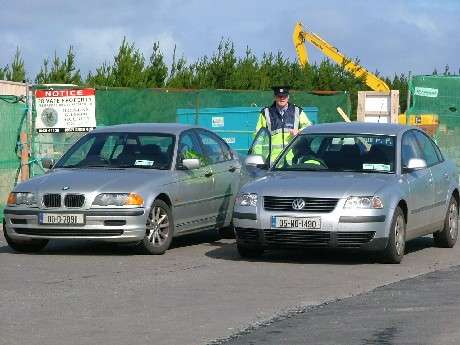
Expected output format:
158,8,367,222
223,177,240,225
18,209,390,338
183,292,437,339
293,22,390,92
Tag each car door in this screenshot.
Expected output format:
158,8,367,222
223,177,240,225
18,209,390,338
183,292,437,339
401,130,435,236
413,130,447,229
173,130,215,233
245,127,272,179
195,129,240,227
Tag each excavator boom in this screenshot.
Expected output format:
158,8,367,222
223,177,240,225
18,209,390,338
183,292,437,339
293,22,390,92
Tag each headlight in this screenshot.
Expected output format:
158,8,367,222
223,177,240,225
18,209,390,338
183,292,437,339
92,193,144,207
236,193,258,207
344,196,384,209
7,192,37,207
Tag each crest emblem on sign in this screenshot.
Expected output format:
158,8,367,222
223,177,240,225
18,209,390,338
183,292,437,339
41,108,59,127
292,198,305,210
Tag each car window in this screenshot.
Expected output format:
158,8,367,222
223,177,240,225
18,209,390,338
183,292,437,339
61,135,96,167
401,131,424,168
249,127,271,165
196,130,229,164
273,134,396,173
55,132,174,170
413,130,441,166
100,135,123,161
177,131,205,167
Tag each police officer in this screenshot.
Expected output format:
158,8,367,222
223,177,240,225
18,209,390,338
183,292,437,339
255,86,312,161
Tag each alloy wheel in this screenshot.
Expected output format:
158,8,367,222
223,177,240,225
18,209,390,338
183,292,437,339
394,214,405,256
146,206,170,246
448,202,458,239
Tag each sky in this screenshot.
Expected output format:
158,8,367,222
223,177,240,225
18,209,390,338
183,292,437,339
1,0,459,81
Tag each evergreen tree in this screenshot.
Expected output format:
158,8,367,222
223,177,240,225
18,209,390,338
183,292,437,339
167,45,194,88
35,46,82,84
144,42,168,87
0,47,26,82
111,37,145,87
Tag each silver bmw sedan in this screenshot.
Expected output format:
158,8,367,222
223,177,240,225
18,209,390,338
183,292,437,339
3,123,241,254
234,122,459,263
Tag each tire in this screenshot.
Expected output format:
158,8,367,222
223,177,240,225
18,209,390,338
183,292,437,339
433,196,458,248
141,199,174,255
237,242,264,259
218,224,235,239
3,220,48,253
380,207,405,264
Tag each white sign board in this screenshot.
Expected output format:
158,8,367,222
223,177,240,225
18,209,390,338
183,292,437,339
212,116,224,127
35,88,96,133
364,96,390,113
414,87,438,98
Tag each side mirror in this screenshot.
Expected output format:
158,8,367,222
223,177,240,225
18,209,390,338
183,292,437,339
182,158,201,170
42,157,55,169
405,158,427,172
245,154,267,169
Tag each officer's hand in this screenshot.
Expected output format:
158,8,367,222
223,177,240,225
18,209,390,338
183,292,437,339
290,128,299,136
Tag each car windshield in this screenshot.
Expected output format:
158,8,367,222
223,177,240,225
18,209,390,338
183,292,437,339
273,133,396,173
54,132,175,170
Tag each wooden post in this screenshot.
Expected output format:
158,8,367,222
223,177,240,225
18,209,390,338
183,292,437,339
357,92,366,122
20,131,29,181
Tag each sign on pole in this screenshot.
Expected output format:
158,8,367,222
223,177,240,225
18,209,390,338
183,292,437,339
34,88,96,133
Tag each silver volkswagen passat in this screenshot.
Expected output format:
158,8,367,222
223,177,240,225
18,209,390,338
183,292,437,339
234,123,459,263
3,123,241,254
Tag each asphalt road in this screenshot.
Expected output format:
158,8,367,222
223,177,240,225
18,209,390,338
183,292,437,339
2,229,460,345
220,266,460,345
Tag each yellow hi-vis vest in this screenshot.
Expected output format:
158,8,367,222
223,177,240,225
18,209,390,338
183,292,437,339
255,104,311,162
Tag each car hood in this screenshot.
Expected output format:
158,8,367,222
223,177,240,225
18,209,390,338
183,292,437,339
242,171,397,199
14,168,173,194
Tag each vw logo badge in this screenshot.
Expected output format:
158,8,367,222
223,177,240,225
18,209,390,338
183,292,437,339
292,198,305,210
62,186,70,191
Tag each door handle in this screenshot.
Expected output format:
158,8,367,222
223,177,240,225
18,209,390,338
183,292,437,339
444,172,449,180
228,166,237,172
204,171,213,178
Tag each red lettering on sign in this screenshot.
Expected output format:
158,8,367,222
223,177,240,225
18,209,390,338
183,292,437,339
35,88,95,98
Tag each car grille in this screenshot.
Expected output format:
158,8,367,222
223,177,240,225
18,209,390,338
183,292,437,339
14,228,123,237
263,230,375,248
337,232,375,248
43,194,61,208
64,194,85,208
263,196,338,213
235,228,259,242
264,230,331,247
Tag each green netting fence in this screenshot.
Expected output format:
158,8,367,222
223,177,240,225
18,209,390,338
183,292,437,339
407,75,460,167
0,96,28,220
30,87,350,175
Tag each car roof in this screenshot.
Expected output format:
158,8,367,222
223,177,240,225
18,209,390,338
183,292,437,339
92,123,197,135
300,122,408,136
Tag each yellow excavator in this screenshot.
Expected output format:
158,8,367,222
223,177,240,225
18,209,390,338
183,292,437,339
292,22,438,132
293,22,390,92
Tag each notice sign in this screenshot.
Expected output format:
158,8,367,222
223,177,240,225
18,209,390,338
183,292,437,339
35,88,96,133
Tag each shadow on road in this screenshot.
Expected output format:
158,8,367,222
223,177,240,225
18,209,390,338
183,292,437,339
205,236,436,265
0,229,226,256
0,232,436,260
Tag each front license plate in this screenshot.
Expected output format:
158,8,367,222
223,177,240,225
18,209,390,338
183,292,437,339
39,213,85,225
272,216,321,230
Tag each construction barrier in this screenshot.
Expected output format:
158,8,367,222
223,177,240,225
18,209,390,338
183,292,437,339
0,96,28,220
406,75,460,167
30,87,351,175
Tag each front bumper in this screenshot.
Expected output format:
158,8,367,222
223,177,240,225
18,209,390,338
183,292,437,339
3,208,147,242
233,206,392,251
